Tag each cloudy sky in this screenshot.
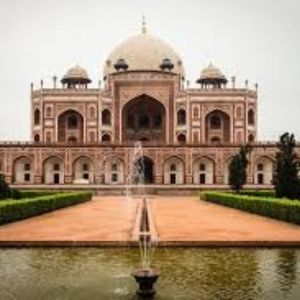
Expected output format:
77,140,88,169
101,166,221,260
0,0,299,141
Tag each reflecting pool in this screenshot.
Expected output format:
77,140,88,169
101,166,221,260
0,248,300,300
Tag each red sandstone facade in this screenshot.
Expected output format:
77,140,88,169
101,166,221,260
0,30,297,188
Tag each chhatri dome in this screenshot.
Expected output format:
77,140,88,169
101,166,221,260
103,19,185,79
197,63,227,84
61,65,91,84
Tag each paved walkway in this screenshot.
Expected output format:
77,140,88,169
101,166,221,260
150,196,300,245
0,197,138,245
0,196,300,246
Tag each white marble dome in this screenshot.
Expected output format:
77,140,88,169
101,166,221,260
103,32,185,78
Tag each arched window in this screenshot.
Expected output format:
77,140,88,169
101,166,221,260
82,163,89,171
90,106,96,118
139,115,150,128
34,134,40,142
68,136,77,143
177,109,186,125
199,163,206,171
68,115,78,129
53,163,60,171
248,109,255,125
248,134,255,142
177,134,186,144
211,136,220,143
170,163,177,171
102,134,111,142
210,116,221,129
102,109,111,125
257,163,264,171
34,109,40,125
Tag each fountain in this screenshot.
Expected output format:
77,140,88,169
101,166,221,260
129,142,160,297
132,197,159,297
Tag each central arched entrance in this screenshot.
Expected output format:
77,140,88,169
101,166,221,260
205,110,230,143
57,109,84,143
133,156,154,184
122,94,166,143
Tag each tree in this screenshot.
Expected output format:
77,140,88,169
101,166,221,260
0,174,11,199
229,146,251,193
274,132,300,199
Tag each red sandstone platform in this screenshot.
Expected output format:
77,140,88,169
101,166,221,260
0,196,139,246
0,196,300,247
150,196,300,246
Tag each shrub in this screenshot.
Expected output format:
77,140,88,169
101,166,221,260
200,191,300,225
0,175,11,199
229,146,251,193
0,191,92,225
274,132,300,199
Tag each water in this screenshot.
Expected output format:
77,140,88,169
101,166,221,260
0,247,300,300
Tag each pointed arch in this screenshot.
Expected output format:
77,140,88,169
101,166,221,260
13,156,33,184
254,156,274,185
177,109,186,125
193,156,215,184
248,109,255,125
205,110,230,143
72,156,95,184
57,109,84,143
103,156,125,184
177,133,186,144
122,94,166,142
34,133,40,142
101,133,111,142
102,109,111,125
164,156,185,184
34,109,40,126
43,156,64,184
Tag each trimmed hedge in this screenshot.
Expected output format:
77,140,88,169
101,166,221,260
0,191,92,225
200,191,300,225
12,190,59,199
236,190,275,198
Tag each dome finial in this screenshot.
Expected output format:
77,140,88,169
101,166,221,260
142,14,147,34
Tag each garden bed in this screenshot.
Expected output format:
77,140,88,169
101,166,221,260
0,191,92,225
200,191,300,225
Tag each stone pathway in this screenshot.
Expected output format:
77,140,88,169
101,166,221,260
0,196,138,245
0,195,300,246
150,196,300,246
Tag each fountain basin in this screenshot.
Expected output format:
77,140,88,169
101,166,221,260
132,268,160,296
